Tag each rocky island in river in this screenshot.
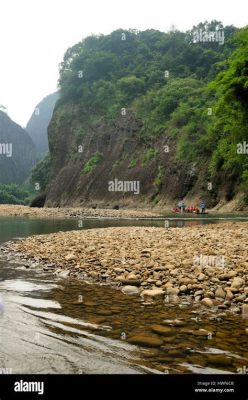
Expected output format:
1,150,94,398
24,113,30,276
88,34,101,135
6,222,248,317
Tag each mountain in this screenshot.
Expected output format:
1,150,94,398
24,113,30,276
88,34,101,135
26,92,59,158
37,22,247,210
0,111,36,184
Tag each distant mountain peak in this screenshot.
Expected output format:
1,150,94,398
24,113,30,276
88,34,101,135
26,92,59,159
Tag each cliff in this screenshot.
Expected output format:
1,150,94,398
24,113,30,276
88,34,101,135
44,24,248,210
0,111,36,184
26,92,59,158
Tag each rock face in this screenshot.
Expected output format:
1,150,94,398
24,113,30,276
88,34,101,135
0,111,36,184
26,92,59,159
40,27,247,210
46,110,184,207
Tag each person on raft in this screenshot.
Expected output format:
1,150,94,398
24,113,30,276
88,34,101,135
177,200,186,212
199,201,206,213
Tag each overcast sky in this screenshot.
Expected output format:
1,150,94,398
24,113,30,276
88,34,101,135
0,0,247,127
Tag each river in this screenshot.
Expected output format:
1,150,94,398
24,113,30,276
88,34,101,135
0,215,248,374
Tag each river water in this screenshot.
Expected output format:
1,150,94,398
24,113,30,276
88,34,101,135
0,215,248,374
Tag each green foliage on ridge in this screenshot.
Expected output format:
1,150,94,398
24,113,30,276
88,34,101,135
0,184,34,205
30,153,51,192
56,21,248,204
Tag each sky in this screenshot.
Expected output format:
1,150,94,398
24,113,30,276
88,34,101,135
0,0,247,127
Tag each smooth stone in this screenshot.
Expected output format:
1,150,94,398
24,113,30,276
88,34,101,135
65,253,77,261
141,288,164,298
226,291,234,300
192,329,210,337
201,298,213,307
198,273,206,281
121,285,140,295
163,319,185,326
231,277,244,289
207,354,233,366
150,324,175,336
83,302,98,309
97,310,112,316
127,334,163,347
90,316,106,324
215,286,226,299
126,273,138,280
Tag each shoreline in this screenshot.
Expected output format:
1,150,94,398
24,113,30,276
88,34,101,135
4,223,248,316
0,204,247,221
0,205,161,219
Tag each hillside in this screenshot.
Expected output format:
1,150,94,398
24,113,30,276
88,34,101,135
38,22,248,209
26,92,59,158
0,111,36,184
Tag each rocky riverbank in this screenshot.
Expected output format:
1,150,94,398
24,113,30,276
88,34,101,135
0,205,161,219
5,222,248,316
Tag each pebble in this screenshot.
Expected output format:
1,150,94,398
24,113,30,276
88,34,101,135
65,253,77,261
231,277,244,289
201,298,214,307
215,286,226,299
198,273,206,281
141,288,165,298
226,291,234,300
121,285,140,295
8,222,248,314
207,354,233,366
127,334,163,347
150,325,175,336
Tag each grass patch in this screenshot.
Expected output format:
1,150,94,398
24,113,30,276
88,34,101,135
83,152,104,173
142,149,157,166
128,159,137,168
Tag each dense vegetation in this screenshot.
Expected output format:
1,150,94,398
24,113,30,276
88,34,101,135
55,21,248,205
30,154,51,192
0,184,35,205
